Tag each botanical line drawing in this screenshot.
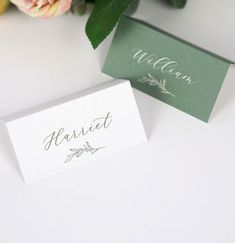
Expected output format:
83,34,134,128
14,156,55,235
138,72,176,98
65,141,106,163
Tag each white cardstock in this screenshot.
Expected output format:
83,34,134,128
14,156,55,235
1,80,147,184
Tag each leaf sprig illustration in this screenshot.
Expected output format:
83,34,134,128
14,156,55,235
65,141,105,163
138,73,176,98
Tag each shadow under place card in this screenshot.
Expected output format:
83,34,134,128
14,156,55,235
103,16,234,122
1,80,147,184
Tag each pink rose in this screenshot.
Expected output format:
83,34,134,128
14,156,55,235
10,0,72,18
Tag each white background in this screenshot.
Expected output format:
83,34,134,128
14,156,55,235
0,0,234,242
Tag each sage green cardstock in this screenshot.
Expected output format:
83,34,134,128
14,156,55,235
102,16,231,122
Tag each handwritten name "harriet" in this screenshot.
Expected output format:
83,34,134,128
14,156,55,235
43,112,113,151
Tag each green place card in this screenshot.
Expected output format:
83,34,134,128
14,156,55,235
102,16,232,122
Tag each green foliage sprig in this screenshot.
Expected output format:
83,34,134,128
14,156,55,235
84,0,187,49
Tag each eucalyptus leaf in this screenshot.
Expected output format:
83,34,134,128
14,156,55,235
85,0,134,49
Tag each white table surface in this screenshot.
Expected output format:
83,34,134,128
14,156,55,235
0,0,235,242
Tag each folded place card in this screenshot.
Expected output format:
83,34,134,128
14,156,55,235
103,16,234,122
1,80,147,184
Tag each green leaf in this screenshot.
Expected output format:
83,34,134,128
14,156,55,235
85,0,134,49
168,0,187,8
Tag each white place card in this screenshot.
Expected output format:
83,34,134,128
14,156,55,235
1,80,147,184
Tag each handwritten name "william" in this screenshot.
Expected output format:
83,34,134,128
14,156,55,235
43,112,112,151
132,48,195,85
